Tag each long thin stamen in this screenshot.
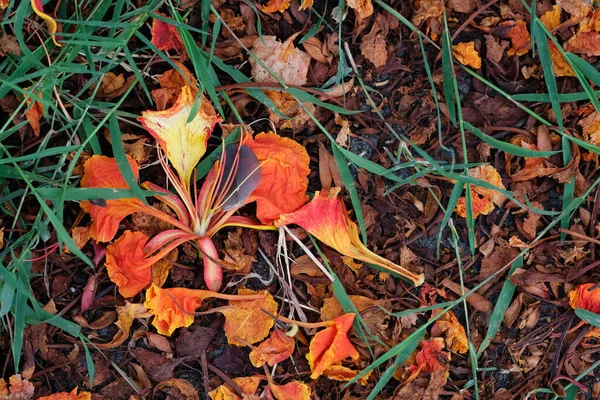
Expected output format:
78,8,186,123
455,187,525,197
158,146,197,225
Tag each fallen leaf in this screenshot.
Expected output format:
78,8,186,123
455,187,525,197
93,302,151,349
147,332,173,354
360,19,387,67
0,33,20,56
222,230,256,273
269,380,311,400
441,278,492,313
322,364,371,385
151,14,185,51
306,313,360,379
263,90,316,132
549,42,575,77
0,374,34,400
346,0,373,19
565,31,600,56
249,328,295,367
218,288,278,346
540,5,562,30
95,72,135,99
152,248,178,288
557,0,592,22
448,0,475,14
208,376,264,400
134,348,188,383
431,311,468,354
175,324,216,358
249,35,311,86
154,378,200,400
412,0,443,27
485,35,509,64
24,90,43,137
453,42,481,69
507,20,531,56
320,295,379,321
415,337,449,373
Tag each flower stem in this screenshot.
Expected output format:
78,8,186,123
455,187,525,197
276,315,334,329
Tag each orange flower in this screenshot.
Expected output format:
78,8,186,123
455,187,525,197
31,0,62,47
144,284,267,336
151,14,184,52
80,155,147,242
249,328,295,367
105,231,153,298
306,313,360,379
569,283,600,313
139,86,221,189
245,132,310,224
38,388,91,400
276,189,425,286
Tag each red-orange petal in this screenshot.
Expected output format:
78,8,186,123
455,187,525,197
306,313,359,379
569,283,600,314
245,132,310,224
80,155,146,242
151,14,185,52
144,284,209,336
269,380,311,400
276,189,424,286
415,338,449,373
249,329,295,367
105,231,153,298
38,388,91,400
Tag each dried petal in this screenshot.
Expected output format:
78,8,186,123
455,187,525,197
507,20,531,56
269,380,311,400
80,155,147,242
249,329,295,367
453,42,481,69
151,14,184,51
346,0,373,19
415,338,449,373
432,311,468,354
569,283,600,313
322,365,371,385
24,89,43,136
262,0,290,13
38,388,91,400
565,31,600,56
276,189,424,286
245,132,310,224
306,313,360,379
540,5,562,30
140,86,221,187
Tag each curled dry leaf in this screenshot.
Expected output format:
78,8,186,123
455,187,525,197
320,295,380,321
208,376,264,400
455,165,506,218
263,90,316,132
222,230,256,273
452,42,481,69
0,33,20,56
154,378,200,400
262,0,291,13
95,72,136,99
346,0,373,19
414,337,449,373
557,0,592,22
306,313,360,379
412,0,443,27
249,35,310,86
249,328,295,367
360,19,388,67
565,31,600,56
93,302,151,349
322,364,372,385
431,311,468,354
24,90,43,137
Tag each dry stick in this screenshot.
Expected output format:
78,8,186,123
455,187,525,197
559,228,600,246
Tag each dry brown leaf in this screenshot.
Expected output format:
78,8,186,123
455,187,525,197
412,0,443,27
448,0,475,13
0,33,20,56
453,42,481,69
264,90,315,132
154,378,200,400
222,230,256,273
431,310,468,354
250,34,310,86
485,35,509,64
346,0,374,19
301,37,333,64
540,5,562,30
360,20,387,67
24,90,43,137
262,0,290,13
557,0,592,22
565,31,600,56
441,278,492,313
92,302,151,349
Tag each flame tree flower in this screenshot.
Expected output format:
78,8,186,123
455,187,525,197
569,283,600,313
81,85,310,293
275,188,425,286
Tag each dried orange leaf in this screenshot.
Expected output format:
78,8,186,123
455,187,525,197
452,42,481,69
322,364,371,385
93,302,151,349
249,35,310,86
346,0,374,19
63,226,91,254
249,329,295,367
80,155,147,242
105,231,153,298
31,0,62,47
151,14,184,51
0,374,34,400
218,289,278,346
540,5,562,30
263,90,316,132
262,0,290,13
276,189,424,286
549,42,575,77
245,132,310,224
565,31,600,56
140,86,221,187
269,380,311,400
507,20,531,56
306,313,360,379
154,378,199,400
454,194,494,218
24,90,43,137
412,0,443,27
557,0,591,22
360,20,387,67
569,283,600,313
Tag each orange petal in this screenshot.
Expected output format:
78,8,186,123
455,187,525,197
322,364,371,385
208,376,264,400
24,89,44,136
31,0,62,47
139,86,221,187
219,289,278,346
306,313,360,379
569,283,600,313
93,302,152,350
452,42,481,69
105,231,153,298
0,375,34,399
415,338,449,373
262,0,291,13
80,155,146,242
432,311,468,354
245,132,310,224
38,388,91,400
275,189,424,286
269,380,311,400
454,194,495,218
507,20,531,56
151,14,185,52
144,284,209,336
249,328,295,367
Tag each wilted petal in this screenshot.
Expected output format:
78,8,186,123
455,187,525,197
105,231,153,298
80,155,147,242
140,86,221,187
276,189,424,286
432,311,468,354
569,283,600,313
322,364,371,385
269,380,311,400
306,313,359,379
415,338,449,373
151,14,184,52
249,328,295,367
38,388,91,400
31,0,62,47
454,194,495,218
208,376,264,400
245,132,310,224
144,284,208,336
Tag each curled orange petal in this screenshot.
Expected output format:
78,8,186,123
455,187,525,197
306,313,359,379
151,14,185,52
105,231,153,298
80,155,147,242
38,388,91,400
249,328,295,367
415,338,449,373
454,194,495,218
245,132,310,224
139,86,222,188
276,189,424,286
569,283,600,313
31,0,62,47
